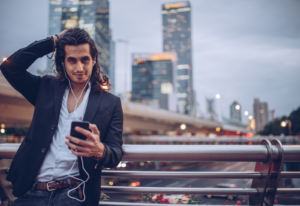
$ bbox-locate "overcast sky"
[0,0,299,122]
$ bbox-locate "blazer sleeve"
[97,97,124,169]
[0,38,54,106]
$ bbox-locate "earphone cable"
[62,63,92,201]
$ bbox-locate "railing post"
[263,139,284,206]
[249,139,273,206]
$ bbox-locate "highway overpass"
[0,73,248,136]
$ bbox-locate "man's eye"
[69,59,75,62]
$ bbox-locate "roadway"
[106,161,255,204]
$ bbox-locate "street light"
[235,105,240,110]
[180,124,186,130]
[248,115,253,120]
[281,120,292,135]
[244,111,249,116]
[215,94,220,99]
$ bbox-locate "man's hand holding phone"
[65,123,105,158]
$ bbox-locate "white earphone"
[61,61,91,202]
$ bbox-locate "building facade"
[253,98,269,133]
[206,98,217,121]
[109,39,115,94]
[162,1,193,115]
[131,52,177,109]
[48,0,112,78]
[230,101,242,122]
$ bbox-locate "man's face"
[63,43,95,85]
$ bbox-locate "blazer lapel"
[54,81,67,121]
[83,90,103,123]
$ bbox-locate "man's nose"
[76,61,84,72]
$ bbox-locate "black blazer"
[0,38,123,206]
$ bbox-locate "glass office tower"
[48,0,111,77]
[131,52,177,108]
[162,1,194,115]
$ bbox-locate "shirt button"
[51,125,55,130]
[42,148,46,153]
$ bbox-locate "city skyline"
[0,0,299,122]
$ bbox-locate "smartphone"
[68,121,91,149]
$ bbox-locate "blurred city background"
[0,0,300,204]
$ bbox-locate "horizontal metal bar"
[280,172,300,178]
[99,203,198,206]
[123,145,270,162]
[99,203,245,206]
[101,186,257,195]
[282,146,300,162]
[0,144,299,162]
[275,188,300,195]
[99,203,299,206]
[102,170,262,179]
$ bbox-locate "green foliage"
[259,106,300,135]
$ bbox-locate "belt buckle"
[47,181,56,191]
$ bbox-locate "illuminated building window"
[70,7,77,12]
[181,34,185,38]
[54,7,62,12]
[177,64,189,69]
[177,93,187,98]
[178,101,187,105]
[177,75,189,80]
[162,70,167,74]
[168,19,177,23]
[177,7,191,12]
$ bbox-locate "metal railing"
[0,139,299,206]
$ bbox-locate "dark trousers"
[14,180,83,206]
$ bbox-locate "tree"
[259,106,300,136]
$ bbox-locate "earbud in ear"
[94,61,96,65]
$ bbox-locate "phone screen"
[69,121,91,149]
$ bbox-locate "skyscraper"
[131,52,177,108]
[253,98,269,133]
[48,0,112,77]
[230,101,242,122]
[109,39,115,94]
[162,1,193,115]
[206,98,217,121]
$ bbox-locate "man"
[0,28,123,206]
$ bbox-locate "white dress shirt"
[35,82,91,182]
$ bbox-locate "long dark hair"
[54,28,110,92]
